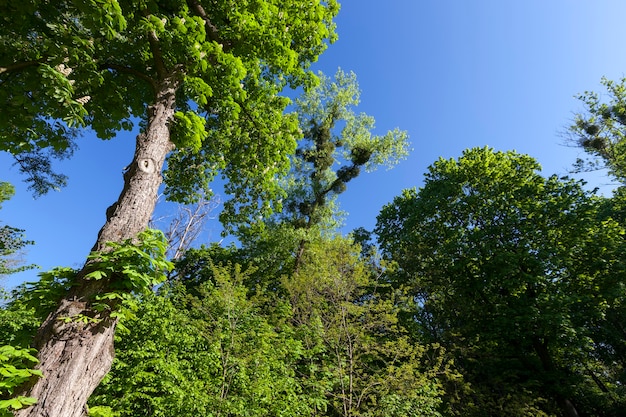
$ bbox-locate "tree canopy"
[1,1,341,415]
[376,147,626,417]
[4,2,626,416]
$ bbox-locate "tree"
[284,236,444,417]
[237,69,409,278]
[89,269,315,417]
[1,1,339,415]
[376,147,626,417]
[280,69,409,231]
[171,235,446,417]
[569,77,626,184]
[0,182,35,277]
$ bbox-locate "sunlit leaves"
[170,111,207,152]
[0,345,42,415]
[89,268,317,417]
[1,0,339,207]
[85,229,173,295]
[285,236,444,417]
[276,69,409,231]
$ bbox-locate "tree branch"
[146,29,168,80]
[0,59,45,75]
[186,0,232,50]
[101,62,158,94]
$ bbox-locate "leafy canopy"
[1,0,339,226]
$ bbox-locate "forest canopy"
[1,1,626,417]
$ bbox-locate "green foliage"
[0,180,42,415]
[85,229,173,293]
[13,267,77,323]
[87,405,119,417]
[0,268,48,417]
[0,182,35,276]
[0,292,41,353]
[144,0,338,225]
[1,0,340,232]
[2,1,342,413]
[284,236,444,417]
[3,229,172,331]
[170,110,208,152]
[570,77,626,183]
[0,184,13,210]
[376,147,626,416]
[92,232,446,417]
[82,229,173,323]
[90,267,317,417]
[89,288,213,417]
[0,345,42,415]
[277,69,410,231]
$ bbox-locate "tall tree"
[1,1,339,415]
[376,147,626,417]
[281,69,409,231]
[237,69,409,279]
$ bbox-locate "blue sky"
[2,0,626,288]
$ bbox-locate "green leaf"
[85,270,107,280]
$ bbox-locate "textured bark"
[16,76,179,417]
[16,304,117,417]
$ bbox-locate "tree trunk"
[16,76,179,417]
[532,337,580,417]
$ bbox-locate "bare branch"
[152,196,221,260]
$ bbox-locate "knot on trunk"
[138,158,156,173]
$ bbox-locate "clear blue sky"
[2,0,626,289]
